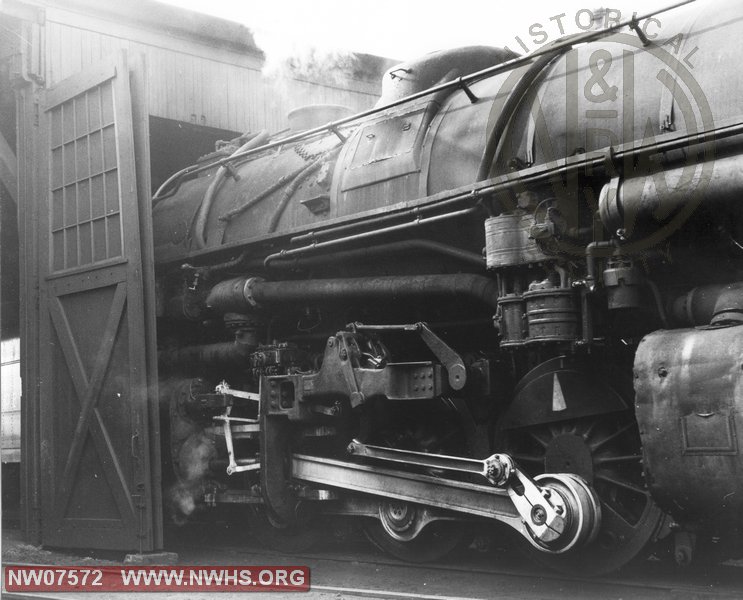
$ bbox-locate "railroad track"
[4,525,740,600]
[173,532,743,600]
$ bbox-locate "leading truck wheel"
[500,412,664,575]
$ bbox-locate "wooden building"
[1,0,394,198]
[0,0,394,544]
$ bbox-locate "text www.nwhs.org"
[4,566,310,592]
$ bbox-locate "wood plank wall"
[42,8,384,135]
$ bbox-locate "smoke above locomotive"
[151,0,743,574]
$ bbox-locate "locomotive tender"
[151,0,743,573]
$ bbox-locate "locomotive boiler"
[150,0,743,574]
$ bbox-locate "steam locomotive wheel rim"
[502,412,664,575]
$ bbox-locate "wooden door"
[36,53,161,550]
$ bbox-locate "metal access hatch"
[30,53,162,551]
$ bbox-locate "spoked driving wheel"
[501,411,664,575]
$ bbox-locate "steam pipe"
[206,274,500,314]
[265,205,481,267]
[267,239,485,271]
[268,149,339,233]
[290,194,476,246]
[598,155,743,237]
[219,163,309,222]
[193,130,270,249]
[181,252,248,280]
[583,240,620,291]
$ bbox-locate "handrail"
[161,116,743,268]
[152,0,696,200]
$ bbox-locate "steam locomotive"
[150,0,743,574]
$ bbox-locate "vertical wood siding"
[44,20,382,134]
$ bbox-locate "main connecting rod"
[338,441,601,552]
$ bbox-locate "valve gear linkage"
[346,440,568,544]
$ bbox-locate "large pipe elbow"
[669,281,743,326]
[598,155,743,240]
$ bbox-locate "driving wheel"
[501,411,664,575]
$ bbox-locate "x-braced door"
[37,53,161,550]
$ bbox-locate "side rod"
[292,450,566,545]
[346,440,509,485]
[291,453,523,527]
